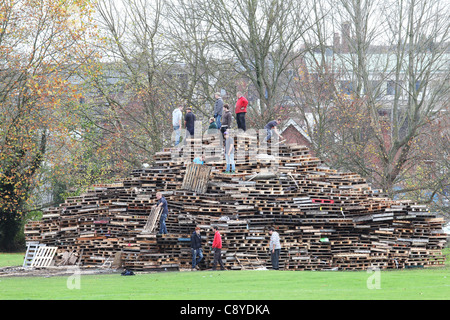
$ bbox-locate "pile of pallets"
[24,139,447,271]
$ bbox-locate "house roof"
[280,118,312,143]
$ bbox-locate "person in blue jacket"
[155,192,169,234]
[193,155,205,164]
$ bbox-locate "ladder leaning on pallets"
[23,241,45,268]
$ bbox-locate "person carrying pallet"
[155,192,169,234]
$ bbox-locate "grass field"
[1,251,449,300]
[0,253,24,268]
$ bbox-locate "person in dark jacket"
[184,107,196,138]
[155,192,168,234]
[220,104,232,145]
[191,227,203,270]
[208,117,217,130]
[264,118,282,142]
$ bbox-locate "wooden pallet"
[30,246,58,268]
[142,206,163,233]
[23,242,45,268]
[181,163,211,193]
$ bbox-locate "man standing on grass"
[155,192,169,234]
[212,226,225,270]
[269,227,281,270]
[235,91,248,132]
[191,227,203,270]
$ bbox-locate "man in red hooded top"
[235,91,248,132]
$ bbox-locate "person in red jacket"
[211,226,225,270]
[235,91,248,132]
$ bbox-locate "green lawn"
[0,252,25,268]
[0,251,449,300]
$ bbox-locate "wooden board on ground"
[30,246,58,268]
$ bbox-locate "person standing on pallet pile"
[211,226,225,270]
[191,226,203,270]
[208,117,217,130]
[224,131,235,174]
[193,155,205,164]
[172,103,184,146]
[264,118,282,142]
[155,192,169,234]
[184,107,196,140]
[235,91,248,132]
[220,104,232,144]
[213,92,223,129]
[269,227,281,270]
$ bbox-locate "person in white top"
[269,227,281,270]
[172,104,183,146]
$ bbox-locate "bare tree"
[294,0,450,213]
[82,0,173,167]
[346,0,449,197]
[286,0,338,160]
[163,0,239,120]
[197,0,316,128]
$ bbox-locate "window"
[387,81,395,95]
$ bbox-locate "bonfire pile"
[25,136,447,271]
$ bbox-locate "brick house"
[280,118,312,150]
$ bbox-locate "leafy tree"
[0,0,97,251]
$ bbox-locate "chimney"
[333,33,341,52]
[341,22,351,53]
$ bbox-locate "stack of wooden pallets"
[24,139,447,271]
